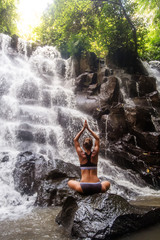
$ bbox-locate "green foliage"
[33,0,147,58]
[0,0,19,35]
[135,0,160,60]
[34,0,94,57]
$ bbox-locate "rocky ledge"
[56,194,160,239]
[12,151,160,239]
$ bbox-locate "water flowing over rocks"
[0,33,160,237]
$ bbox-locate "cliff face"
[74,53,160,188]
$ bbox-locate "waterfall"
[0,33,160,220]
[142,60,160,92]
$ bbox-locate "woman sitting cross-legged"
[68,120,110,195]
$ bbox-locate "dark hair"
[83,137,93,150]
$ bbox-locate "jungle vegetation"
[0,0,160,60]
[0,0,18,35]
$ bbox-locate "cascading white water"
[0,33,98,220]
[142,60,160,92]
[0,33,160,220]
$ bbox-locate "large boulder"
[13,151,81,198]
[75,72,98,93]
[107,106,128,141]
[136,75,157,97]
[97,66,112,84]
[100,76,123,107]
[56,193,160,239]
[13,152,47,195]
[35,158,81,206]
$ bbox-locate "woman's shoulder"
[77,147,86,158]
[91,148,99,157]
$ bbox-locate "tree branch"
[91,0,138,54]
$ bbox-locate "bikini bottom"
[80,182,102,195]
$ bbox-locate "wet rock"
[34,129,47,144]
[75,72,93,92]
[107,106,128,141]
[100,76,123,107]
[1,155,9,162]
[35,158,81,206]
[73,52,99,76]
[125,106,155,132]
[16,130,34,142]
[107,142,160,188]
[120,76,138,98]
[18,123,33,130]
[56,193,160,239]
[147,91,160,108]
[132,130,160,152]
[98,66,112,84]
[87,83,99,96]
[73,57,160,189]
[11,34,19,51]
[137,75,156,96]
[12,150,160,239]
[13,152,47,195]
[13,151,81,202]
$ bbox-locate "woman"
[68,120,110,195]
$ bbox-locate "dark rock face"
[0,152,10,163]
[74,52,99,76]
[13,152,47,195]
[107,48,148,75]
[137,75,156,96]
[13,151,81,202]
[56,193,160,239]
[35,158,81,206]
[75,72,98,93]
[11,34,19,51]
[11,35,33,57]
[107,142,160,188]
[73,53,160,188]
[100,76,123,107]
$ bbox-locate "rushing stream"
[0,33,160,239]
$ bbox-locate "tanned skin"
[68,120,110,194]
